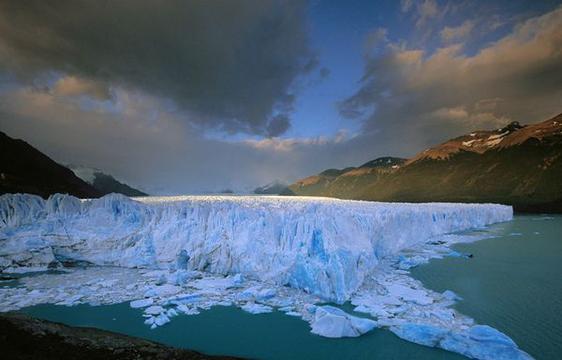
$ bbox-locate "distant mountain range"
[286,114,562,213]
[70,166,147,197]
[0,131,146,198]
[4,113,561,211]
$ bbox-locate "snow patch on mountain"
[69,165,99,184]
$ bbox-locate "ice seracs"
[0,193,530,359]
[0,193,512,303]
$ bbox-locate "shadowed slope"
[0,131,101,199]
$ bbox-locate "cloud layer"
[1,1,561,194]
[0,0,314,136]
[0,86,360,194]
[340,5,562,154]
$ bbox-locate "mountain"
[70,166,147,197]
[359,156,406,168]
[287,157,406,198]
[0,131,101,198]
[254,181,290,195]
[287,114,562,213]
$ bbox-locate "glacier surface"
[0,193,511,301]
[0,193,533,359]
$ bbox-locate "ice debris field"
[0,193,532,359]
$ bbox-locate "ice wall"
[0,193,512,302]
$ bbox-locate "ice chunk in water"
[144,305,165,315]
[130,298,153,308]
[391,323,449,347]
[441,325,532,360]
[310,306,377,338]
[241,302,273,314]
[391,323,533,360]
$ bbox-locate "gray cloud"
[340,6,562,155]
[53,76,113,101]
[0,0,314,136]
[0,87,360,194]
[266,114,291,137]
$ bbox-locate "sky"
[1,0,561,194]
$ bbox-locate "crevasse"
[0,193,512,302]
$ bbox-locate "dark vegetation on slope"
[288,114,562,213]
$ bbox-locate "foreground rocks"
[0,312,240,360]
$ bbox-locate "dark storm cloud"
[0,0,313,135]
[266,114,291,137]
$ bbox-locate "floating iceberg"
[0,193,532,359]
[391,324,532,360]
[310,305,377,338]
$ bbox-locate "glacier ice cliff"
[0,193,534,359]
[0,193,511,302]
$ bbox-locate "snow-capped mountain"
[70,165,147,197]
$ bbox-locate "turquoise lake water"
[19,215,562,359]
[411,215,562,360]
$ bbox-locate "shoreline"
[0,312,241,360]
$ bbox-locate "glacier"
[0,193,533,359]
[0,193,512,301]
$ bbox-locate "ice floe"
[310,305,377,338]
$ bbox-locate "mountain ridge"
[0,131,101,199]
[287,113,562,213]
[70,166,148,197]
[0,131,147,199]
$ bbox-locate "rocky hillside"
[0,313,239,360]
[287,114,562,213]
[0,132,101,199]
[287,157,405,198]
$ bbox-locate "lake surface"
[412,214,562,360]
[20,215,561,359]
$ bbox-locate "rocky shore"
[0,312,240,360]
